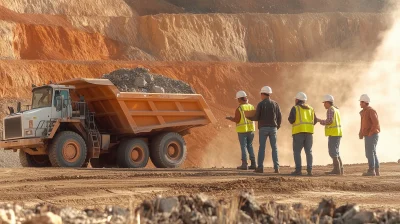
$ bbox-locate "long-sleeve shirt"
[249,98,282,129]
[359,106,380,136]
[288,102,318,125]
[319,107,334,126]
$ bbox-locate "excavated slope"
[0,0,391,16]
[0,13,390,62]
[0,0,396,168]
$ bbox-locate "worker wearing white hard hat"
[226,91,256,170]
[316,94,344,175]
[248,86,282,174]
[288,92,317,176]
[359,94,381,176]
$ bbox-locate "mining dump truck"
[0,78,216,168]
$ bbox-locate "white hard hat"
[359,94,370,103]
[323,94,334,102]
[295,92,307,101]
[260,86,272,94]
[236,90,247,99]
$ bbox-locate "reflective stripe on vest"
[236,104,255,133]
[325,106,342,137]
[292,105,315,135]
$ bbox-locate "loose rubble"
[1,192,397,224]
[102,67,196,94]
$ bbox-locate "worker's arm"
[226,108,241,124]
[276,103,282,129]
[313,113,318,125]
[359,112,363,139]
[288,106,296,124]
[248,103,261,121]
[319,108,334,126]
[368,109,380,136]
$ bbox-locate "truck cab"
[3,85,76,141]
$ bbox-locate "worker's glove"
[359,134,364,140]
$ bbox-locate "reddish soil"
[0,163,398,209]
[0,0,398,212]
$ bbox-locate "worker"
[317,95,343,175]
[248,86,282,174]
[288,92,317,176]
[359,94,380,176]
[226,91,256,170]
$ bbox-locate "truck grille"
[4,116,22,139]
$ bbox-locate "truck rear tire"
[117,139,149,168]
[19,150,51,167]
[150,132,187,168]
[48,131,87,167]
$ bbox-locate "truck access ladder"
[85,112,101,157]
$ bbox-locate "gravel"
[0,192,399,223]
[102,67,196,94]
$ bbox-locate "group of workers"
[226,86,381,176]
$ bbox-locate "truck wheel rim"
[131,147,144,163]
[62,140,81,163]
[167,141,181,161]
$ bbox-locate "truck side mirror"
[17,102,21,113]
[8,106,14,115]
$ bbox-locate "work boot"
[274,169,280,174]
[338,156,344,175]
[248,159,257,170]
[254,167,263,173]
[307,170,313,176]
[291,170,302,176]
[375,167,380,176]
[325,158,340,175]
[362,168,376,176]
[237,160,248,170]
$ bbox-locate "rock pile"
[136,192,400,224]
[102,68,196,94]
[0,193,399,223]
[0,203,131,224]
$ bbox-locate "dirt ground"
[0,163,398,210]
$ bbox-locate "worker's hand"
[359,134,363,139]
[225,116,233,121]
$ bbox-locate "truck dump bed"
[59,78,216,135]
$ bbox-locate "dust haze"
[202,1,400,168]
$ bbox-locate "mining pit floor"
[0,163,398,210]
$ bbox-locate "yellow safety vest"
[292,105,315,135]
[325,106,342,137]
[236,104,255,133]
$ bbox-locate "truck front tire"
[150,132,187,168]
[19,150,51,167]
[117,139,149,168]
[49,131,87,167]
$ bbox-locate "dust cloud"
[202,2,400,168]
[338,2,400,164]
[284,1,400,166]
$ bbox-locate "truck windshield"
[32,87,53,109]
